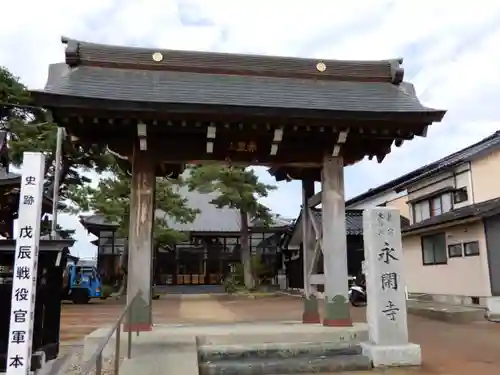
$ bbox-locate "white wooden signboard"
[7,152,45,375]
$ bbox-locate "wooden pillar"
[321,156,352,327]
[301,179,320,323]
[124,146,155,332]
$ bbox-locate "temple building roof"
[42,64,435,115]
[80,185,292,236]
[35,38,443,120]
[31,38,446,173]
[0,169,23,186]
[286,208,410,249]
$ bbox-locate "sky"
[2,0,500,258]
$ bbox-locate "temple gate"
[31,37,445,334]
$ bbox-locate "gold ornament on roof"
[152,52,164,62]
[316,62,327,72]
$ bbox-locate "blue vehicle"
[62,258,103,304]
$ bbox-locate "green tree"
[65,167,200,248]
[1,65,113,211]
[66,165,200,296]
[187,164,276,289]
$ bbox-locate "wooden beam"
[137,122,147,151]
[301,179,320,323]
[308,192,322,208]
[270,127,284,156]
[206,123,216,154]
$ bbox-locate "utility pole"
[50,126,64,239]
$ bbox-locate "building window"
[414,200,431,222]
[422,233,447,265]
[413,193,453,224]
[464,241,480,256]
[447,243,463,258]
[430,196,442,216]
[453,188,468,204]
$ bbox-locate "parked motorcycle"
[348,281,367,307]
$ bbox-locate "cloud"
[2,0,500,256]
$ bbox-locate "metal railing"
[79,291,142,375]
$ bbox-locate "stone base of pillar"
[322,296,352,327]
[122,323,153,332]
[360,342,421,368]
[302,296,321,323]
[302,312,321,324]
[322,318,352,327]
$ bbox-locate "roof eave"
[30,91,447,124]
[402,216,479,236]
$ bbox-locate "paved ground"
[60,295,500,375]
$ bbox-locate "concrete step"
[119,337,199,375]
[198,341,372,375]
[407,300,485,323]
[195,322,368,346]
[199,354,372,375]
[199,341,362,362]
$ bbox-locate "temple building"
[80,186,293,286]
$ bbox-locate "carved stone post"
[361,207,421,367]
[124,145,155,332]
[301,179,320,323]
[321,156,352,326]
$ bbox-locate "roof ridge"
[60,36,404,65]
[60,36,405,84]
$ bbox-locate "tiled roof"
[32,38,444,119]
[343,131,500,206]
[79,214,119,228]
[309,209,365,236]
[0,169,21,185]
[395,131,500,191]
[64,38,406,84]
[158,186,292,233]
[38,63,440,115]
[403,197,500,234]
[81,185,291,234]
[287,208,410,248]
[310,209,410,235]
[158,187,241,232]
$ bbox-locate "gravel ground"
[51,344,124,375]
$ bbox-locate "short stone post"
[361,207,421,367]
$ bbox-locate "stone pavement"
[60,295,500,374]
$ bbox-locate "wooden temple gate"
[31,37,445,330]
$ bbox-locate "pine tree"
[187,164,276,289]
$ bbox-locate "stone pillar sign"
[7,152,45,375]
[361,207,421,367]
